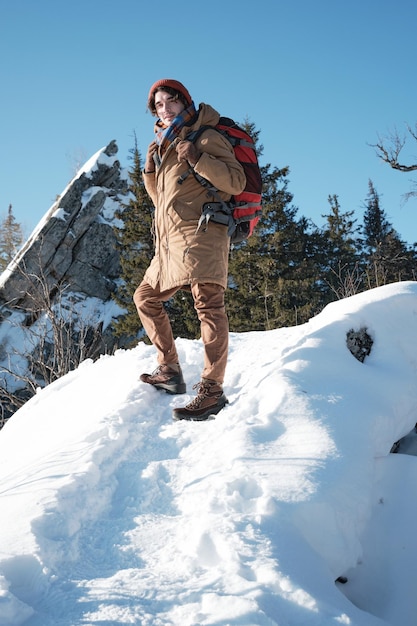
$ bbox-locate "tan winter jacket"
[142,103,246,291]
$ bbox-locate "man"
[134,79,246,421]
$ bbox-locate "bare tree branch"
[0,246,110,427]
[325,262,364,300]
[371,125,417,172]
[406,122,417,142]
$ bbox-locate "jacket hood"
[188,103,220,133]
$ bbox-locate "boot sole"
[172,399,228,422]
[154,382,187,395]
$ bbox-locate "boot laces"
[186,381,212,409]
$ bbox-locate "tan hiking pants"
[133,281,229,384]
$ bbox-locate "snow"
[0,281,416,625]
[0,296,124,393]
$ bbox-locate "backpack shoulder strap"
[187,118,238,143]
[186,124,215,144]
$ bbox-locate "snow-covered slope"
[0,281,416,625]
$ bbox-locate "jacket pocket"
[172,199,201,222]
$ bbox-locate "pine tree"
[226,118,335,330]
[111,137,201,346]
[361,180,413,287]
[227,159,326,331]
[111,138,155,345]
[362,180,392,253]
[0,204,24,272]
[321,194,363,298]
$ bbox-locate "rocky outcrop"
[346,327,373,363]
[0,140,132,422]
[0,140,129,309]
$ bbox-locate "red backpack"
[185,117,262,243]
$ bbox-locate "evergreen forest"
[111,124,417,346]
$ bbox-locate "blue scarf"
[154,102,197,153]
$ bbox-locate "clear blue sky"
[1,0,417,244]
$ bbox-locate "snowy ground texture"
[0,281,416,626]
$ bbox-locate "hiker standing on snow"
[134,78,246,421]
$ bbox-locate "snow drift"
[0,281,416,625]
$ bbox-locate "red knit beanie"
[147,79,193,110]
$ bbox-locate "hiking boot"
[140,364,186,395]
[172,379,228,421]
